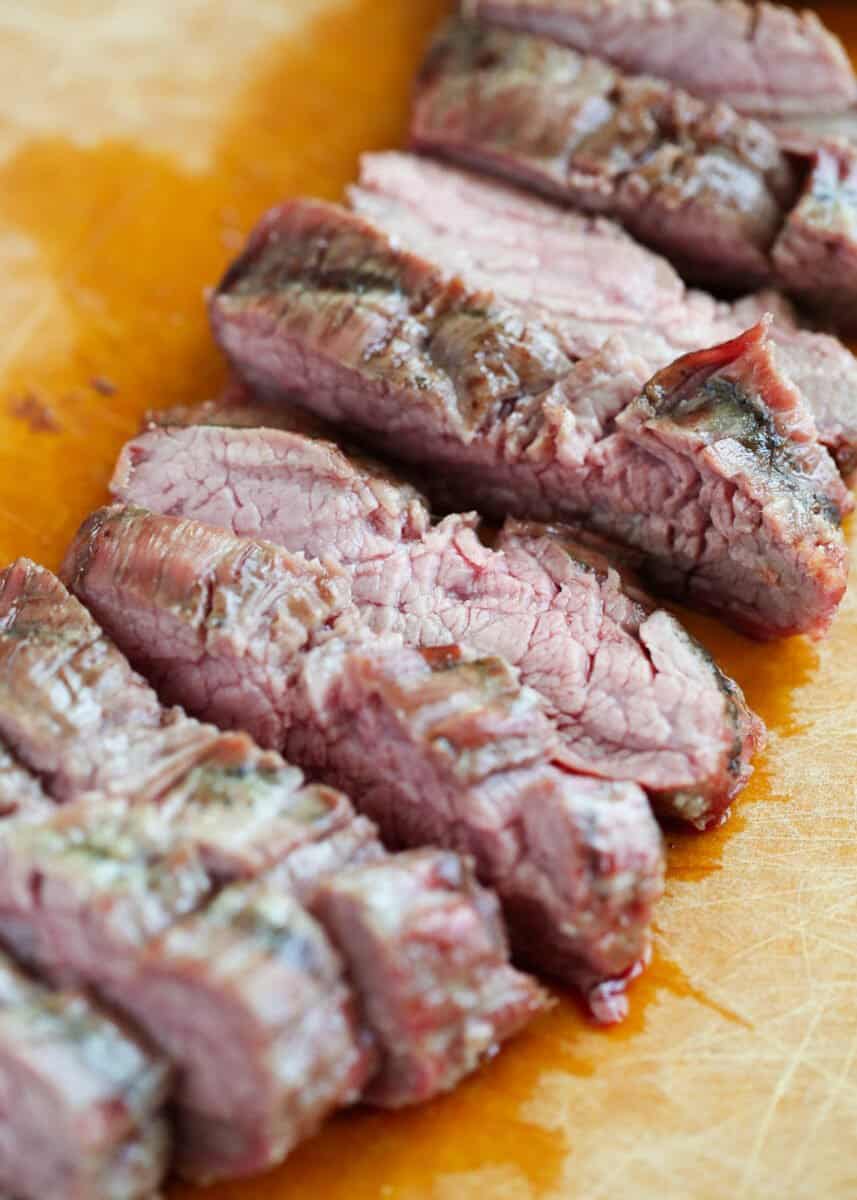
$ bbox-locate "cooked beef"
[772,141,857,343]
[0,796,371,1184]
[465,0,857,118]
[771,111,857,152]
[113,882,371,1183]
[209,198,849,639]
[61,505,357,751]
[1,561,542,1165]
[352,152,857,476]
[0,562,542,1175]
[311,849,541,1104]
[64,505,663,1018]
[0,557,223,803]
[0,952,170,1200]
[434,15,857,330]
[604,321,851,636]
[113,423,431,609]
[0,559,367,875]
[111,422,763,826]
[290,641,663,1023]
[411,19,797,290]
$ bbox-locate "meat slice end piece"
[311,850,546,1107]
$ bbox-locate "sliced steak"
[0,557,222,803]
[352,152,857,475]
[65,505,663,1017]
[0,566,369,1176]
[113,422,431,598]
[209,197,849,639]
[772,141,857,344]
[111,422,763,825]
[112,882,370,1184]
[311,849,543,1104]
[465,0,857,118]
[0,796,371,1184]
[1,561,541,1157]
[0,952,170,1200]
[412,19,797,290]
[601,321,850,637]
[288,637,663,1020]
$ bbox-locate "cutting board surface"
[0,3,855,1197]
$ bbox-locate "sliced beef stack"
[209,197,850,639]
[64,506,665,1018]
[352,152,857,476]
[113,406,763,829]
[463,0,857,119]
[0,744,171,1200]
[412,17,857,327]
[412,18,798,291]
[0,950,171,1200]
[0,560,542,1184]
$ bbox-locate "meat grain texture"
[66,504,664,1018]
[352,152,857,476]
[209,197,850,640]
[114,411,764,828]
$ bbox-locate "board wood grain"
[0,3,854,1197]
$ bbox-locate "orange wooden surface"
[0,3,855,1197]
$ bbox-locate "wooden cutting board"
[0,3,854,1197]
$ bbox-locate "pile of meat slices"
[4,1,857,1195]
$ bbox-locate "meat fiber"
[0,561,540,1177]
[64,506,664,1019]
[772,141,857,346]
[112,418,763,827]
[412,19,797,290]
[352,152,857,476]
[209,197,850,639]
[0,952,171,1200]
[465,0,857,118]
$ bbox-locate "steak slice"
[311,849,542,1105]
[352,152,857,476]
[465,0,857,118]
[209,197,849,639]
[65,505,664,1018]
[111,419,763,826]
[0,558,222,803]
[772,141,857,344]
[411,19,797,290]
[0,952,170,1200]
[112,882,370,1184]
[0,797,371,1184]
